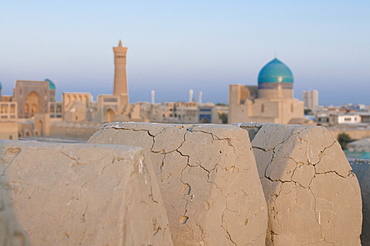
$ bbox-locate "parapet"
[0,140,172,245]
[0,122,363,246]
[239,123,362,245]
[88,122,268,245]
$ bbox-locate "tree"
[337,132,354,150]
[304,109,312,115]
[218,113,228,124]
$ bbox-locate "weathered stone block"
[0,140,172,245]
[88,122,268,245]
[239,123,362,246]
[351,161,370,245]
[0,184,30,246]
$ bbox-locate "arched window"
[104,108,115,122]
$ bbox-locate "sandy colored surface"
[89,122,268,245]
[0,180,30,246]
[0,140,172,246]
[240,123,362,246]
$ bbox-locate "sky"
[1,0,369,106]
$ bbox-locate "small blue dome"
[258,58,293,84]
[44,79,56,90]
[0,82,2,90]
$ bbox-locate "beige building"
[0,79,56,140]
[113,40,129,108]
[0,41,222,140]
[228,58,305,124]
[13,79,56,119]
[302,89,319,110]
[0,84,18,139]
[149,102,221,124]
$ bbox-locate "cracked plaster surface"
[88,122,268,246]
[0,140,172,246]
[238,123,362,246]
[0,167,29,245]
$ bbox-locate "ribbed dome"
[258,58,293,84]
[44,79,56,90]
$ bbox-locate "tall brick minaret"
[113,40,129,107]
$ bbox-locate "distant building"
[0,81,17,139]
[329,114,361,125]
[113,40,129,108]
[228,58,306,124]
[302,90,318,110]
[148,100,221,124]
[14,79,56,118]
[359,113,370,123]
[0,41,222,140]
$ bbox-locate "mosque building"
[228,58,309,124]
[0,41,221,140]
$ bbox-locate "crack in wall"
[308,141,336,166]
[252,127,307,153]
[147,177,159,204]
[191,128,237,154]
[259,135,340,186]
[206,164,223,194]
[306,186,337,245]
[313,170,347,178]
[246,232,266,246]
[264,148,277,181]
[221,212,237,246]
[151,131,186,154]
[95,124,267,245]
[59,150,90,165]
[252,127,353,245]
[175,148,192,226]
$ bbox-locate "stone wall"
[0,123,364,245]
[88,123,268,245]
[49,121,100,140]
[0,121,18,140]
[240,123,362,245]
[0,140,172,245]
[328,127,370,140]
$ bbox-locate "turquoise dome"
[258,58,293,84]
[0,82,2,90]
[44,79,56,90]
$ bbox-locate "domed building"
[228,58,305,124]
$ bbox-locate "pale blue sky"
[1,0,369,106]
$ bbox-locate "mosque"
[0,43,309,140]
[0,41,221,140]
[228,58,309,124]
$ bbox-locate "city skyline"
[1,1,369,106]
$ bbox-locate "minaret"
[198,91,203,104]
[189,90,194,102]
[113,40,129,107]
[151,90,155,104]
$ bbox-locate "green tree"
[337,132,354,150]
[218,113,228,124]
[304,109,312,115]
